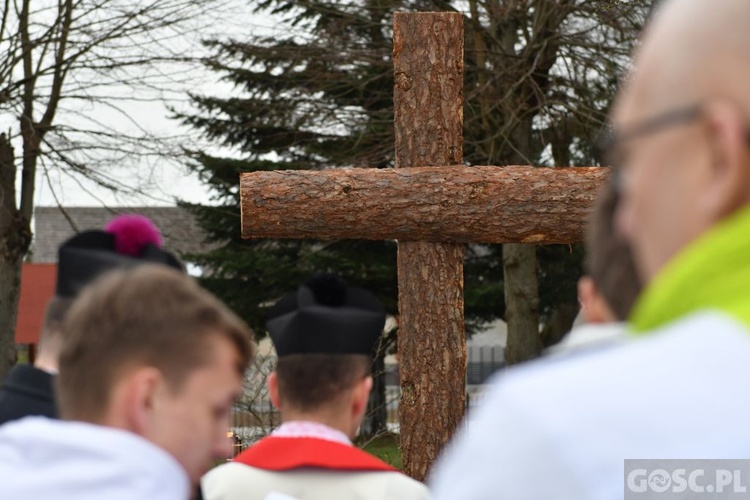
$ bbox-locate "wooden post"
[393,12,465,481]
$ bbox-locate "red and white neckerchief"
[233,421,396,472]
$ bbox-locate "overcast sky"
[14,2,284,209]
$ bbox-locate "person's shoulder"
[497,311,749,391]
[204,461,253,480]
[472,310,750,436]
[379,471,428,500]
[545,321,628,356]
[1,418,189,500]
[202,462,263,499]
[0,367,57,424]
[0,415,60,438]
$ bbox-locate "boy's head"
[58,265,254,486]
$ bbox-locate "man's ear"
[578,276,615,324]
[119,367,162,435]
[701,101,750,218]
[352,375,373,420]
[267,371,281,410]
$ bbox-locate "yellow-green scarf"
[630,205,750,333]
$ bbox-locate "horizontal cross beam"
[240,165,609,244]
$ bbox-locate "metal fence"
[467,345,505,384]
[383,384,493,426]
[230,345,505,452]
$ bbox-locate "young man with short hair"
[202,274,427,500]
[0,265,254,499]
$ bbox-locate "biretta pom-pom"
[104,214,163,257]
[306,273,347,306]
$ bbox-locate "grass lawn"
[358,432,403,470]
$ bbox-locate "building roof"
[31,206,213,263]
[18,206,219,344]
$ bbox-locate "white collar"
[271,420,351,445]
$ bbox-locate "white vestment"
[0,416,190,499]
[202,421,428,500]
[430,312,750,500]
[545,321,628,357]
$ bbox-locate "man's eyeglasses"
[596,104,702,190]
[597,104,702,165]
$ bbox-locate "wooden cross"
[240,12,607,481]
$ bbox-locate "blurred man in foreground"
[0,266,254,499]
[430,1,750,498]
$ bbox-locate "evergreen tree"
[179,2,404,436]
[179,2,401,332]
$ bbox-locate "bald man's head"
[610,0,750,281]
[618,0,750,119]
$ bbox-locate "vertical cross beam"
[393,12,466,481]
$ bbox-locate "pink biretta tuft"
[104,214,163,256]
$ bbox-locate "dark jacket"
[0,364,57,425]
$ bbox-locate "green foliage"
[358,432,403,470]
[538,243,585,345]
[464,244,505,332]
[538,244,584,318]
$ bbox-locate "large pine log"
[240,165,609,244]
[393,12,465,482]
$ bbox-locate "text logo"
[625,460,750,499]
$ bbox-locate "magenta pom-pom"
[104,214,163,256]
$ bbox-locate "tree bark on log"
[393,12,465,482]
[240,166,608,244]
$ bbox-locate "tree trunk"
[0,256,23,380]
[0,134,30,381]
[502,112,542,363]
[239,166,608,244]
[393,12,466,482]
[503,243,542,365]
